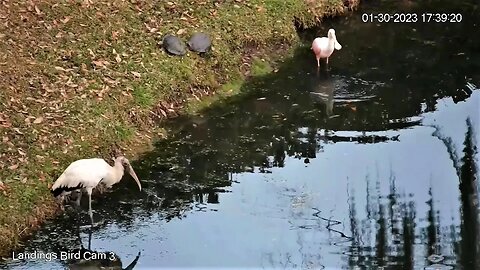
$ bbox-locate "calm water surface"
[2,0,480,269]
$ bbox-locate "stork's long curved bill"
[127,164,142,191]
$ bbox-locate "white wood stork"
[51,156,142,223]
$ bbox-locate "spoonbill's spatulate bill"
[311,28,342,68]
[51,156,142,224]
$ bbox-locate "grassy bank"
[0,0,357,257]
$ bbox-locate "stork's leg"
[58,195,66,211]
[86,187,93,224]
[87,227,92,250]
[75,190,82,207]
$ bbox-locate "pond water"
[2,0,480,269]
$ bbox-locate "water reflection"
[1,211,142,270]
[457,118,479,269]
[67,228,141,270]
[2,0,479,268]
[309,71,335,117]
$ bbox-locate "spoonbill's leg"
[317,58,320,67]
[326,57,329,65]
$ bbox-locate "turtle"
[187,32,212,53]
[162,34,186,56]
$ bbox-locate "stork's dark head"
[114,156,142,191]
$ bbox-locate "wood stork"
[311,28,342,69]
[51,156,142,223]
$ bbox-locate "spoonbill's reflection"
[309,71,335,117]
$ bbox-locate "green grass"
[115,124,134,141]
[251,58,273,77]
[132,85,155,108]
[0,0,352,257]
[183,78,245,115]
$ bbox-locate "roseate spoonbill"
[51,156,142,223]
[311,28,342,68]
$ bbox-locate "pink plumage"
[311,29,342,68]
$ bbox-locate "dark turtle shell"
[187,32,212,53]
[162,34,186,56]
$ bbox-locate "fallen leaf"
[34,5,41,15]
[115,54,121,63]
[92,60,106,67]
[13,128,24,135]
[159,109,167,117]
[8,164,19,170]
[131,71,141,78]
[61,16,71,24]
[209,9,218,16]
[33,116,44,124]
[177,28,186,35]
